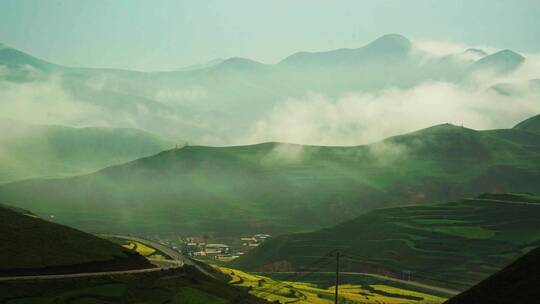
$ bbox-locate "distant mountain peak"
[280,34,411,66]
[472,49,525,74]
[215,57,265,71]
[364,34,412,52]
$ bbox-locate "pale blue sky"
[1,0,539,71]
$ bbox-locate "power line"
[253,250,338,299]
[334,251,340,304]
[228,249,338,304]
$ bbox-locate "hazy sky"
[1,0,539,71]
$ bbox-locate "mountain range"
[0,34,529,145]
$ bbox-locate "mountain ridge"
[1,115,540,237]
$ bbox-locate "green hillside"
[1,120,540,237]
[233,193,540,291]
[0,120,172,182]
[0,204,152,276]
[444,246,540,304]
[513,114,540,133]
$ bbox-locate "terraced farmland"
[234,193,540,290]
[213,265,446,304]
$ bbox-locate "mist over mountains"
[1,34,539,146]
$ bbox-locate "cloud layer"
[247,45,540,146]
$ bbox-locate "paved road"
[0,234,200,281]
[254,271,460,296]
[0,260,179,282]
[465,198,540,206]
[100,234,215,278]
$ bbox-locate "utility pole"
[334,251,340,304]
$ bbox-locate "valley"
[1,4,540,302]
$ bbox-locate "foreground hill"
[233,193,540,291]
[1,117,540,237]
[444,246,540,304]
[0,120,172,182]
[0,204,152,276]
[0,266,266,304]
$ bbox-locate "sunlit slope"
[1,122,540,235]
[234,193,540,291]
[0,121,172,182]
[212,265,446,304]
[0,205,152,276]
[444,246,540,304]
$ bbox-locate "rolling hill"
[444,245,540,304]
[0,120,172,182]
[0,204,152,276]
[1,117,540,237]
[233,193,540,291]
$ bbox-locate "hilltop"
[233,193,540,291]
[444,245,540,304]
[0,204,152,276]
[513,114,540,133]
[1,117,540,237]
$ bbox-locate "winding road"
[101,234,215,278]
[0,234,215,281]
[254,271,460,296]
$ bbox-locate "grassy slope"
[513,113,540,133]
[0,121,172,183]
[0,266,266,304]
[1,122,540,236]
[233,193,540,291]
[444,246,540,304]
[0,205,151,274]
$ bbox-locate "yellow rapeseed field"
[122,241,156,257]
[212,265,446,304]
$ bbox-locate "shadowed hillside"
[0,265,266,304]
[444,246,540,304]
[0,205,152,276]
